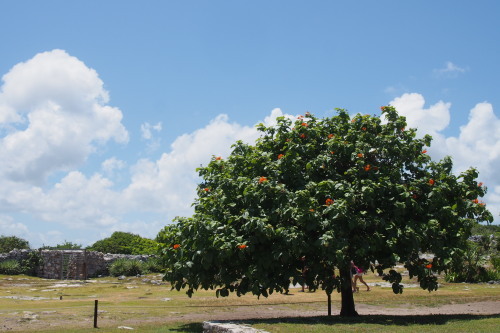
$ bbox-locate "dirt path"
[156,301,500,323]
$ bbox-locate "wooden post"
[327,293,332,317]
[94,299,98,328]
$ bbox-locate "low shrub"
[0,260,23,275]
[491,255,500,271]
[142,257,164,273]
[485,268,500,281]
[20,251,42,276]
[109,258,145,276]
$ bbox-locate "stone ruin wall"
[0,249,154,279]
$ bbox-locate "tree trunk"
[327,293,331,316]
[339,266,358,317]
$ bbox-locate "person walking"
[351,261,370,292]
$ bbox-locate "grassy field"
[0,272,499,332]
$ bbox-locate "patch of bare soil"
[173,301,500,322]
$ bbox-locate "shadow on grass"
[222,313,500,327]
[164,322,203,332]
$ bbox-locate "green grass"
[248,315,500,332]
[0,273,499,332]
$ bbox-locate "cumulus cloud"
[390,93,500,221]
[123,113,261,215]
[0,62,296,247]
[102,157,126,175]
[0,49,128,185]
[0,215,29,236]
[122,109,297,216]
[389,93,451,137]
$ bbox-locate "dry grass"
[0,272,499,332]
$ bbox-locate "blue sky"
[0,1,499,248]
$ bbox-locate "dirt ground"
[169,300,500,322]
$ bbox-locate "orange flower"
[425,263,432,269]
[401,127,405,131]
[203,188,210,192]
[472,198,479,204]
[237,244,247,249]
[413,194,418,199]
[297,115,304,120]
[364,164,371,171]
[479,202,485,207]
[328,134,334,139]
[173,244,181,250]
[428,179,435,186]
[215,156,222,160]
[351,119,355,123]
[277,154,284,159]
[325,198,334,206]
[259,177,267,184]
[300,133,306,139]
[301,122,308,127]
[362,127,367,131]
[309,209,315,212]
[357,153,364,158]
[422,150,427,154]
[330,151,335,155]
[478,182,483,187]
[380,106,386,111]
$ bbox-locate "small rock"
[118,326,134,330]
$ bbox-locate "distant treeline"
[0,231,160,255]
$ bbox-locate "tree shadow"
[167,322,203,332]
[218,313,500,327]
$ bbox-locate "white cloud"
[141,122,162,140]
[102,157,126,175]
[0,50,298,247]
[0,215,29,236]
[391,93,500,221]
[0,49,128,185]
[123,114,260,215]
[389,93,451,136]
[433,61,467,77]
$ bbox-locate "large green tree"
[157,106,492,316]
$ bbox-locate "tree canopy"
[157,106,492,316]
[89,231,159,255]
[0,235,30,253]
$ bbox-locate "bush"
[143,257,164,273]
[109,258,145,276]
[0,252,42,276]
[491,255,500,271]
[41,241,82,250]
[485,268,500,281]
[0,260,23,275]
[445,233,499,283]
[20,251,42,276]
[89,232,159,255]
[0,235,30,253]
